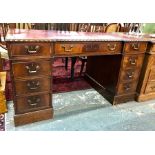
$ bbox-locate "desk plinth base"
[136,93,155,102]
[14,108,53,126]
[85,74,135,105]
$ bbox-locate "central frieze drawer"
[10,43,52,57]
[54,42,122,55]
[14,77,51,95]
[12,60,51,78]
[15,93,51,114]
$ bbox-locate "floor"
[5,88,155,131]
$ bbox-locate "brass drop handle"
[131,43,139,50]
[61,45,74,52]
[25,45,40,54]
[129,58,136,65]
[124,85,131,91]
[27,81,40,90]
[127,71,134,78]
[107,44,116,51]
[27,97,41,106]
[25,63,40,74]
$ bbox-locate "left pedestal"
[8,42,53,126]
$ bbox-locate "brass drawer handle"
[107,44,116,51]
[25,63,40,74]
[127,71,134,78]
[27,81,40,90]
[124,85,131,91]
[131,43,139,50]
[129,58,136,65]
[25,45,40,54]
[27,96,41,106]
[61,45,74,52]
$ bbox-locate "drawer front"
[117,82,137,95]
[14,77,51,95]
[122,55,144,69]
[99,42,122,54]
[82,42,122,54]
[148,68,155,81]
[119,68,140,82]
[15,93,51,114]
[124,42,147,53]
[55,42,122,55]
[12,60,51,78]
[55,43,83,55]
[145,82,155,94]
[10,43,52,57]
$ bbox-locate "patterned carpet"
[53,57,91,93]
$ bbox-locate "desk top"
[5,29,155,42]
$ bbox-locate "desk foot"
[14,108,53,126]
[136,93,155,102]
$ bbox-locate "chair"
[105,23,121,32]
[65,24,90,80]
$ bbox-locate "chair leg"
[80,60,86,76]
[71,57,77,80]
[65,57,68,70]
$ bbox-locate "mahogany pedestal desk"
[5,29,151,126]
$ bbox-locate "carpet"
[53,57,91,93]
[0,114,5,131]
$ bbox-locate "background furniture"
[0,71,7,114]
[137,40,155,101]
[6,29,148,126]
[105,23,121,32]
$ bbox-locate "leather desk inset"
[5,29,154,126]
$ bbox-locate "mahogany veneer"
[5,29,154,126]
[137,41,155,101]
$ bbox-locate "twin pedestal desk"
[5,29,155,126]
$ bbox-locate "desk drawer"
[83,42,122,54]
[99,42,122,54]
[119,68,140,82]
[10,43,52,57]
[15,93,51,114]
[55,42,122,55]
[122,55,144,69]
[14,77,51,95]
[124,42,147,53]
[117,82,137,95]
[148,68,155,81]
[144,82,155,94]
[55,43,83,55]
[12,60,51,78]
